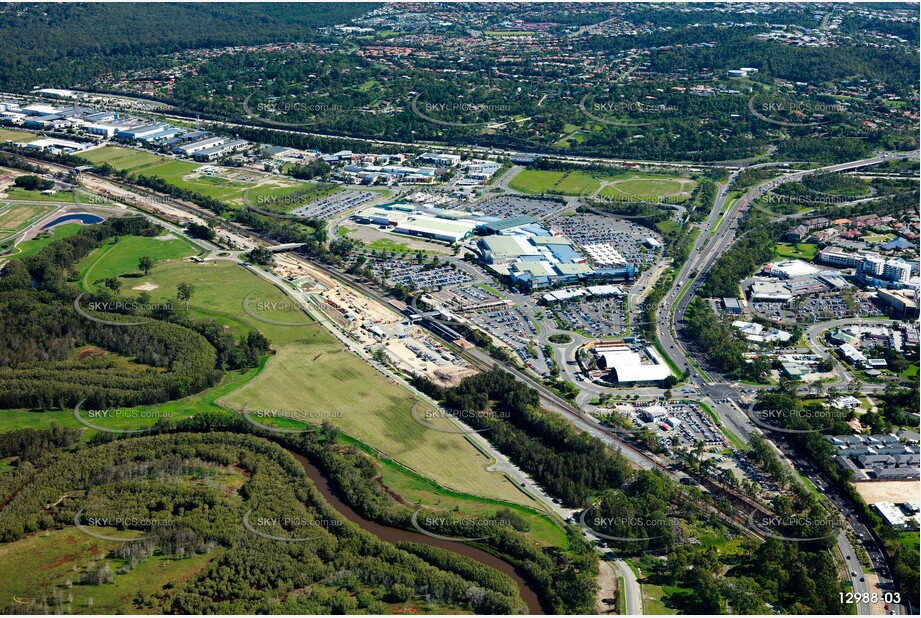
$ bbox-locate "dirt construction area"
[853,480,921,504]
[285,253,475,386]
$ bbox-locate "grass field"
[0,202,54,232]
[773,242,819,260]
[509,168,695,201]
[0,127,39,143]
[0,525,218,613]
[81,145,170,170]
[77,233,199,291]
[5,223,84,259]
[508,169,600,195]
[348,436,565,547]
[599,176,694,201]
[861,233,896,244]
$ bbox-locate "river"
[290,451,547,615]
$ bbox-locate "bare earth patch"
[132,282,160,291]
[853,480,921,504]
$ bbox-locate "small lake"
[41,213,104,229]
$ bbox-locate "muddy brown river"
[291,451,547,614]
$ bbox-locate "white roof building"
[597,345,672,384]
[766,259,821,279]
[750,279,793,302]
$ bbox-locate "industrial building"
[190,139,250,161]
[174,136,227,155]
[418,152,462,167]
[872,502,920,529]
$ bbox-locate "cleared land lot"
[0,127,39,143]
[0,202,54,233]
[78,233,199,290]
[853,480,921,504]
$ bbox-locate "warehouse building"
[116,123,171,140]
[190,139,250,161]
[418,152,461,167]
[174,136,226,155]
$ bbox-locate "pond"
[41,213,104,229]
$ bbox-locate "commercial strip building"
[540,284,625,304]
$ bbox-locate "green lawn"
[510,168,695,201]
[600,176,694,201]
[508,169,568,193]
[6,223,85,259]
[0,127,39,143]
[896,531,919,555]
[655,220,679,235]
[773,242,819,260]
[81,145,168,170]
[861,233,896,244]
[77,233,199,291]
[365,238,440,255]
[508,169,600,195]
